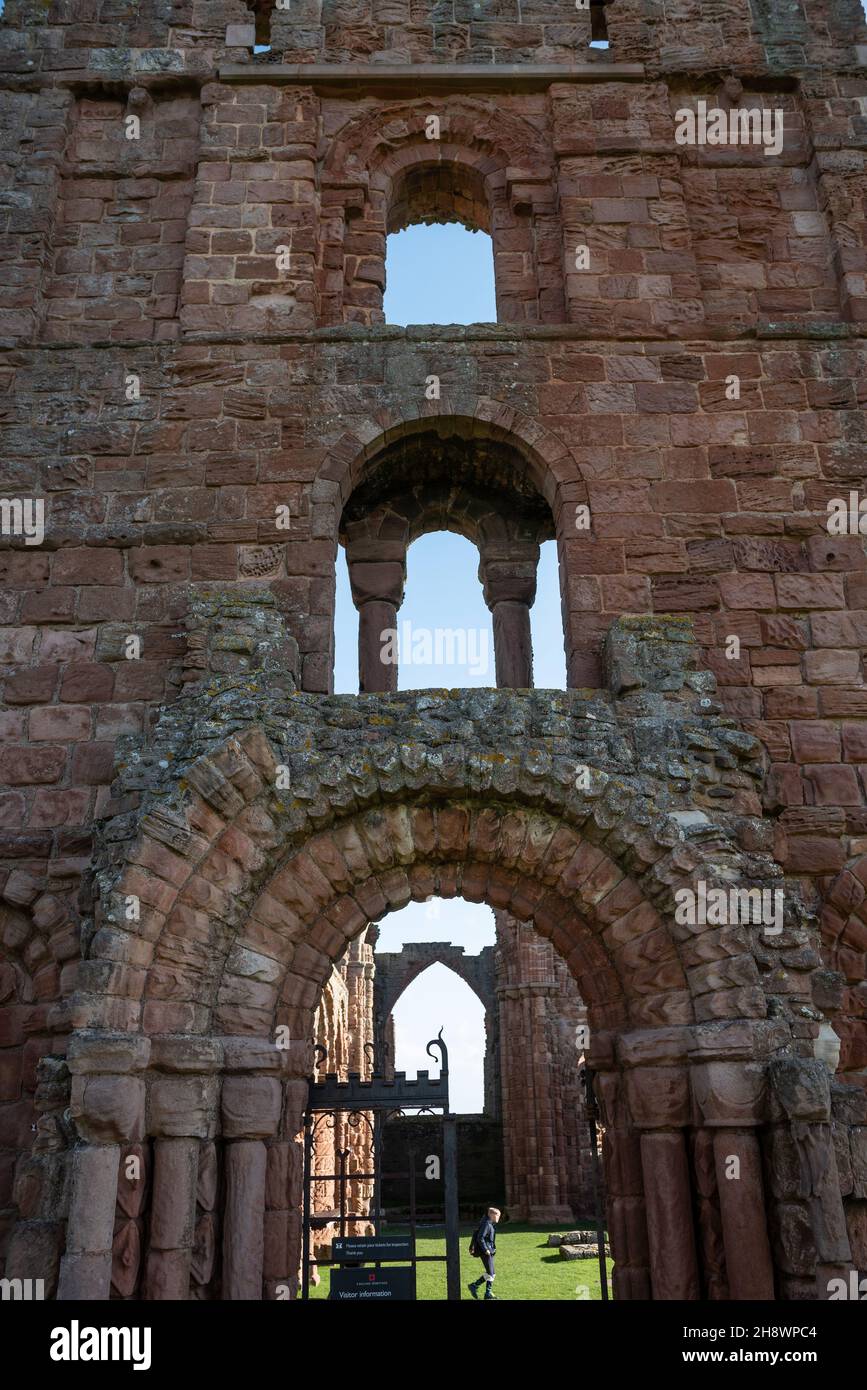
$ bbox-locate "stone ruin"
[0,0,866,1301]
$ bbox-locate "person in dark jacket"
[468,1207,501,1300]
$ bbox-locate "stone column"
[264,1075,309,1300]
[712,1130,774,1298]
[221,1042,286,1300]
[57,1034,150,1301]
[492,602,533,689]
[592,1036,651,1300]
[689,1127,729,1300]
[143,1037,223,1300]
[224,1141,268,1300]
[358,600,399,693]
[690,1025,780,1301]
[479,546,538,690]
[496,912,575,1222]
[58,1145,123,1300]
[602,1124,651,1300]
[146,1140,200,1298]
[264,1137,303,1298]
[639,1129,700,1299]
[497,982,572,1221]
[346,554,406,694]
[623,1030,699,1300]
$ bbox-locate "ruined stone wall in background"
[310,927,376,1247]
[496,910,595,1221]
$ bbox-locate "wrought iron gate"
[301,1031,461,1300]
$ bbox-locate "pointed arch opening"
[393,962,486,1114]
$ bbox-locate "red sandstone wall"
[1,0,867,1277]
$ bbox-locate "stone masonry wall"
[1,0,867,1297]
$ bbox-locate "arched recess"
[317,100,564,325]
[313,407,584,692]
[30,676,821,1305]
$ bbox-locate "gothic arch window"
[374,899,497,1116]
[392,962,486,1114]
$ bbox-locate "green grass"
[308,1222,612,1301]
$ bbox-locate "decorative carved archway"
[6,595,856,1302]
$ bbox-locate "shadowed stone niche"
[4,602,865,1301]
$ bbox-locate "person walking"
[468,1206,501,1300]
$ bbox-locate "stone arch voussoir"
[81,712,786,1047]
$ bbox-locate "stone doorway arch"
[6,596,855,1302]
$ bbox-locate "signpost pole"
[372,1110,383,1270]
[408,1145,417,1300]
[443,1115,460,1301]
[338,1147,348,1240]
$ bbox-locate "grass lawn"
[309,1222,612,1301]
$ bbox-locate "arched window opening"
[333,545,357,695]
[398,532,494,690]
[375,899,496,1116]
[384,162,497,325]
[337,427,559,693]
[530,540,567,690]
[251,0,272,49]
[393,963,486,1114]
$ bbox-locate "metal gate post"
[582,1066,609,1302]
[301,1110,313,1301]
[443,1114,460,1301]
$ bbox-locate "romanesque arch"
[6,593,855,1303]
[315,409,586,690]
[318,97,563,324]
[339,429,554,691]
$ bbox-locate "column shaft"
[143,1137,200,1300]
[359,600,398,693]
[640,1131,700,1300]
[57,1144,121,1300]
[713,1130,775,1300]
[493,600,533,689]
[222,1140,267,1300]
